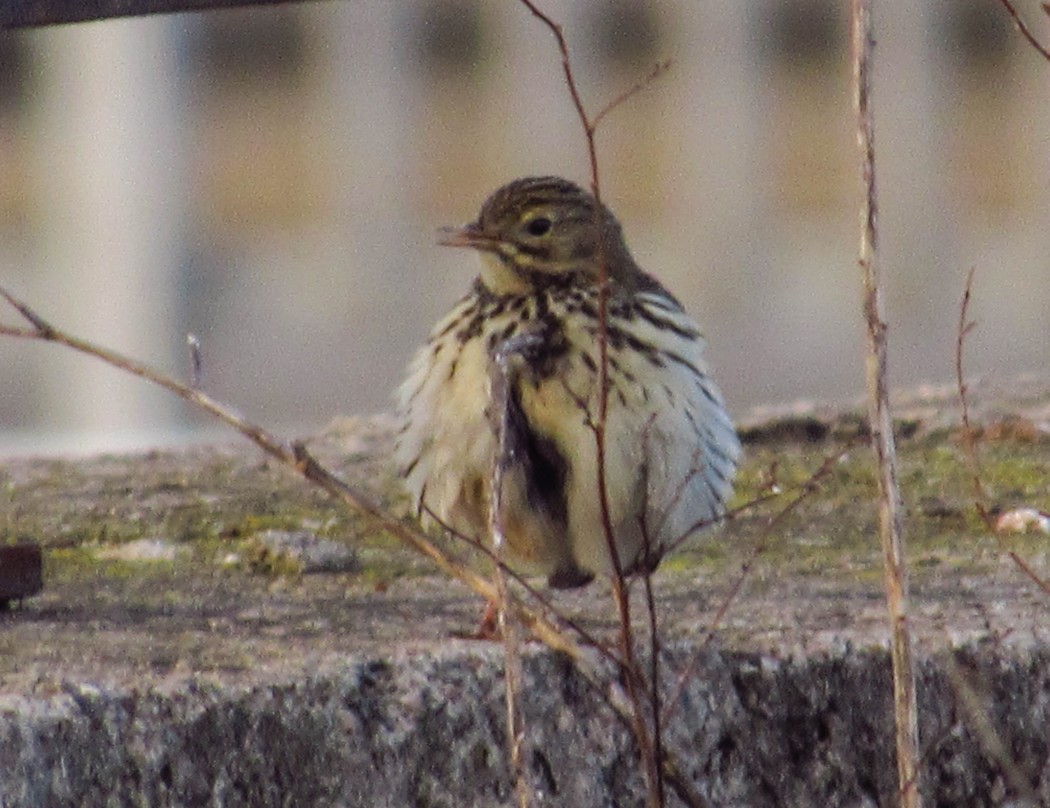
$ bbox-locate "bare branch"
[954,270,1050,598]
[421,503,617,657]
[956,267,992,527]
[514,5,681,805]
[661,445,848,726]
[0,286,55,336]
[635,424,666,795]
[516,1,622,622]
[636,453,666,806]
[0,285,292,461]
[998,527,1050,597]
[996,0,1050,62]
[516,0,600,188]
[0,283,612,700]
[592,60,674,132]
[664,439,856,558]
[640,571,665,807]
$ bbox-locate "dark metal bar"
[1,0,317,29]
[0,545,43,606]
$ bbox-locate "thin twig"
[608,578,660,807]
[996,0,1050,61]
[640,568,666,808]
[592,60,674,131]
[636,429,667,807]
[0,292,502,611]
[422,504,617,660]
[953,270,1050,598]
[516,0,623,622]
[945,652,1042,804]
[516,0,599,187]
[661,445,850,726]
[515,4,667,805]
[955,267,990,524]
[0,288,290,460]
[0,284,598,696]
[850,2,922,806]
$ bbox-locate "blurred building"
[0,0,1047,453]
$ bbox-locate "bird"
[395,176,740,589]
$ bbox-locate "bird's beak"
[437,222,495,250]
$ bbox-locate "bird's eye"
[525,217,552,237]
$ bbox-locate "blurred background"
[0,0,1047,455]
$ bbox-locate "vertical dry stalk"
[955,267,989,523]
[849,2,923,806]
[490,334,546,808]
[515,3,667,804]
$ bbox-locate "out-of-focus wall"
[0,0,1047,453]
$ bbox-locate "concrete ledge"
[1,382,1049,806]
[1,643,1048,807]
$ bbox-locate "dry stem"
[490,333,546,808]
[849,2,922,805]
[996,0,1050,61]
[954,270,1050,598]
[515,0,625,600]
[514,3,672,804]
[0,287,599,707]
[660,445,852,727]
[955,267,990,522]
[946,652,1043,804]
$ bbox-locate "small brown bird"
[396,177,740,588]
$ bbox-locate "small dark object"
[0,544,43,607]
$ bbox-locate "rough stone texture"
[1,644,1048,807]
[1,380,1049,807]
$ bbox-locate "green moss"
[46,547,176,586]
[4,419,1048,590]
[238,539,305,578]
[673,429,1050,582]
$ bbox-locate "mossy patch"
[2,416,1048,594]
[671,428,1050,582]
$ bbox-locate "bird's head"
[439,176,640,295]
